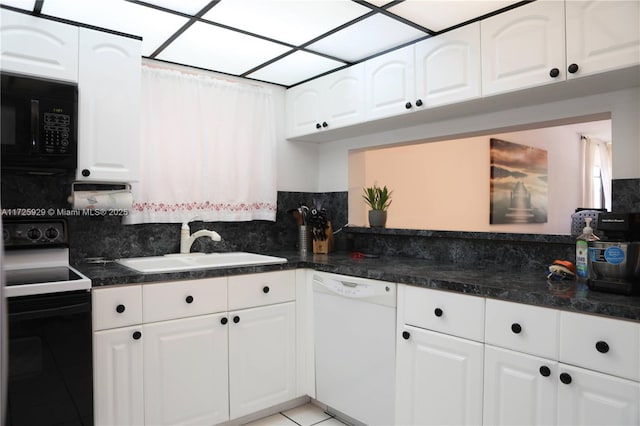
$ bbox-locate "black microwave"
[1,72,78,173]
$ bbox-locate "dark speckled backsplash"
[2,173,639,271]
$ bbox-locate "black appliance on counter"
[588,212,640,295]
[1,72,78,172]
[3,218,93,426]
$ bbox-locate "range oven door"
[5,290,93,426]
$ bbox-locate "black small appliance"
[1,72,78,172]
[588,213,640,295]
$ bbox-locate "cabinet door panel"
[143,314,229,426]
[481,0,565,95]
[0,9,78,82]
[365,45,415,120]
[557,364,640,426]
[415,23,481,107]
[566,0,640,78]
[285,84,323,137]
[484,345,557,426]
[396,325,483,425]
[77,29,141,181]
[228,302,296,420]
[93,326,144,426]
[323,64,365,129]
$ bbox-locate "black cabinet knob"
[220,317,228,325]
[402,331,411,340]
[263,286,270,294]
[568,63,579,74]
[595,340,610,353]
[549,68,560,78]
[322,121,328,128]
[416,99,423,107]
[511,323,522,334]
[405,102,412,109]
[233,316,240,324]
[81,169,90,177]
[559,372,572,384]
[539,366,551,377]
[434,308,443,317]
[116,304,126,314]
[132,331,142,340]
[185,295,194,304]
[315,123,321,129]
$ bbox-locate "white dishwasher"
[313,271,397,426]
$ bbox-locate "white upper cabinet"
[0,9,78,82]
[365,44,416,120]
[481,0,566,96]
[285,64,365,138]
[565,0,640,78]
[415,22,481,108]
[77,28,141,182]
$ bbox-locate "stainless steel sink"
[116,252,287,273]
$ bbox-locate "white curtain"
[125,65,277,224]
[580,135,612,210]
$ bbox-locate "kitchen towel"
[69,190,133,210]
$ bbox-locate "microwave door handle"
[30,99,39,152]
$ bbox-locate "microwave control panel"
[43,112,71,154]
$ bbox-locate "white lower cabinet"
[228,302,296,420]
[93,326,144,426]
[483,345,557,426]
[396,325,484,425]
[557,364,640,426]
[143,314,229,426]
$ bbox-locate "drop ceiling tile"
[386,0,518,32]
[246,50,344,86]
[139,0,212,15]
[41,0,189,56]
[0,0,35,11]
[307,14,427,62]
[156,21,291,75]
[202,0,371,45]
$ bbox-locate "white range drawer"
[485,298,559,359]
[403,286,485,342]
[559,311,640,381]
[92,285,142,331]
[228,270,296,310]
[143,277,227,323]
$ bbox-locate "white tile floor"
[243,403,348,426]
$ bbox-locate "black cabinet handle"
[568,63,579,74]
[511,323,522,334]
[402,331,411,340]
[405,102,412,109]
[416,99,423,107]
[220,317,228,325]
[315,123,321,129]
[539,366,551,377]
[595,340,610,353]
[549,68,560,78]
[132,331,142,340]
[233,316,240,324]
[322,121,328,128]
[434,308,443,317]
[116,304,125,314]
[559,372,572,384]
[82,169,90,177]
[263,286,270,294]
[185,295,194,304]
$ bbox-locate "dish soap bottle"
[576,217,599,282]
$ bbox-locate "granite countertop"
[75,251,640,322]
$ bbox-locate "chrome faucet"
[180,219,222,254]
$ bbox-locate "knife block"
[313,222,334,254]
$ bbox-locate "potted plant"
[362,184,392,228]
